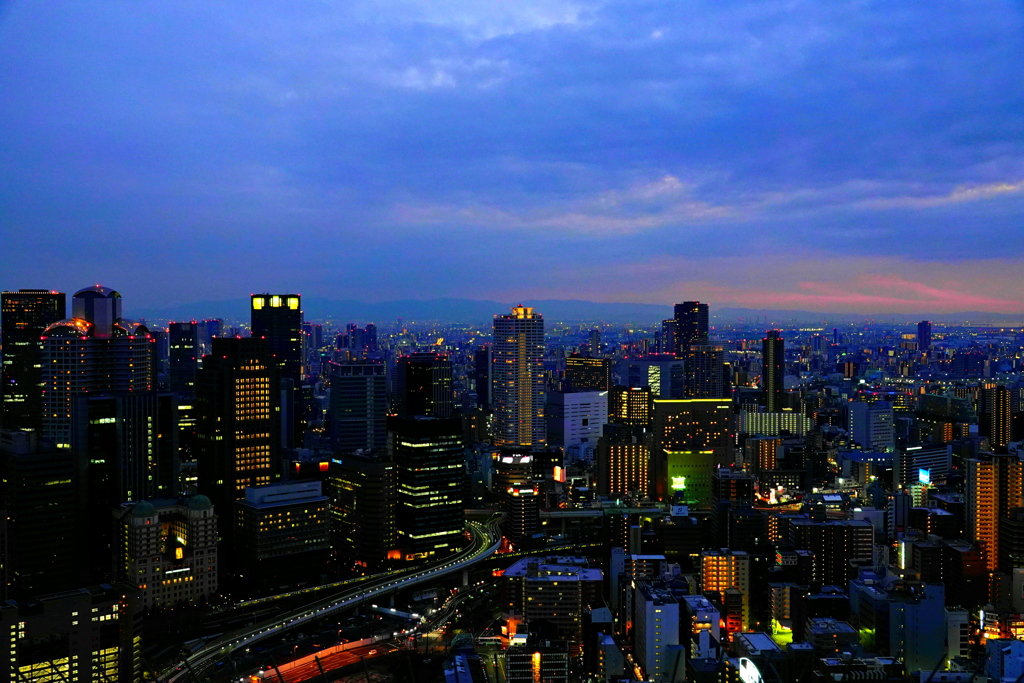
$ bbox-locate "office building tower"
[233,481,329,593]
[326,454,397,570]
[660,319,678,355]
[615,356,685,399]
[762,330,784,412]
[589,328,602,355]
[494,452,539,545]
[1,289,65,431]
[848,571,945,671]
[197,318,223,356]
[251,293,303,446]
[681,346,726,398]
[674,301,709,351]
[596,438,650,498]
[390,416,465,558]
[789,519,875,585]
[72,391,180,582]
[634,581,681,682]
[492,305,546,447]
[565,355,611,392]
[982,384,1013,453]
[504,640,570,683]
[394,352,453,418]
[848,400,895,452]
[0,584,139,683]
[472,346,492,409]
[546,390,608,449]
[195,337,280,535]
[168,321,200,397]
[40,285,153,448]
[0,429,80,599]
[700,549,751,633]
[967,454,1024,571]
[501,556,603,643]
[917,320,932,351]
[328,359,387,453]
[115,494,218,609]
[653,398,733,505]
[895,443,952,488]
[608,385,653,428]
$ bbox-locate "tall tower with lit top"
[492,305,545,447]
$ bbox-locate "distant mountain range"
[131,298,1024,326]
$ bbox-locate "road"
[161,517,501,683]
[257,643,400,683]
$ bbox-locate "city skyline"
[2,2,1023,313]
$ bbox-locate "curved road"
[163,517,502,683]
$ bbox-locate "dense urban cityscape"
[4,288,1024,683]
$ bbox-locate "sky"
[1,1,1023,314]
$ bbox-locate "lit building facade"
[762,330,784,412]
[115,495,218,609]
[967,454,1024,572]
[492,305,546,447]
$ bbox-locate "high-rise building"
[0,429,80,599]
[565,355,611,392]
[1,289,65,432]
[673,301,709,351]
[390,416,465,558]
[700,549,751,633]
[615,356,685,399]
[762,330,784,412]
[982,384,1013,453]
[609,386,653,427]
[966,453,1024,572]
[681,345,726,398]
[492,305,545,447]
[168,321,200,397]
[917,320,932,351]
[546,390,608,450]
[195,337,279,536]
[326,454,397,570]
[394,352,453,418]
[72,391,180,582]
[197,318,223,357]
[0,584,139,683]
[40,286,154,448]
[114,494,218,609]
[251,294,303,445]
[788,519,875,586]
[653,398,734,505]
[596,438,650,498]
[328,359,387,453]
[233,481,330,593]
[660,319,678,355]
[472,346,492,409]
[633,581,681,682]
[848,400,895,452]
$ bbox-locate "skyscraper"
[390,416,465,558]
[394,352,453,418]
[762,330,784,412]
[673,301,709,351]
[168,320,200,397]
[565,354,611,392]
[680,345,726,398]
[492,305,545,447]
[251,294,303,445]
[917,320,932,351]
[1,289,65,432]
[195,337,280,534]
[328,359,387,453]
[653,398,734,504]
[40,286,153,448]
[966,453,1024,572]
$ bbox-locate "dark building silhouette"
[1,289,65,432]
[329,359,386,453]
[681,345,726,398]
[251,294,303,446]
[395,352,453,418]
[762,330,784,412]
[390,416,465,558]
[326,454,397,570]
[0,430,80,600]
[917,320,932,351]
[168,321,199,397]
[674,301,709,351]
[472,346,492,409]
